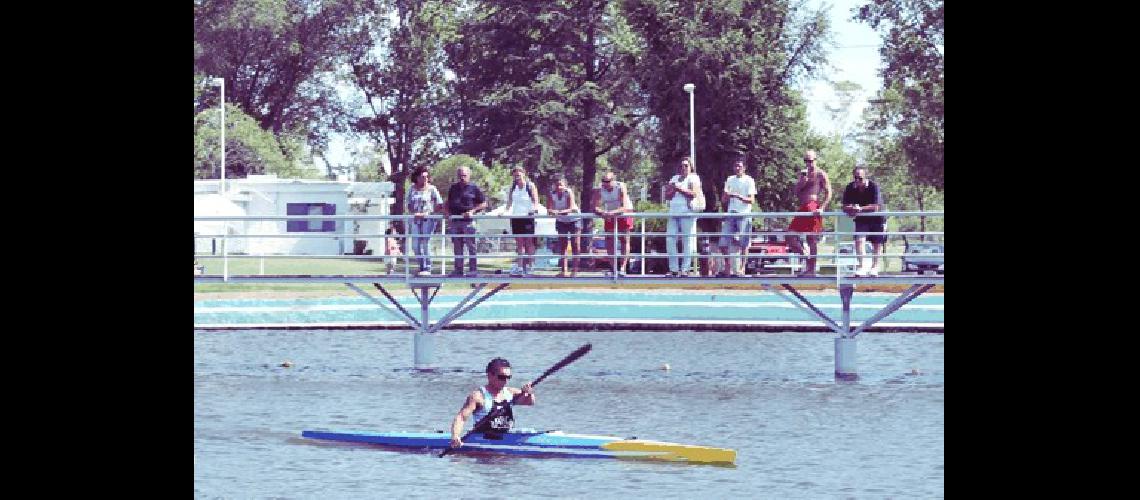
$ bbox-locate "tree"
[351,0,458,226]
[622,0,831,214]
[857,133,943,238]
[855,0,943,189]
[194,0,376,154]
[446,0,647,212]
[823,80,865,149]
[429,154,512,208]
[194,77,322,180]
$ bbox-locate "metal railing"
[194,210,944,283]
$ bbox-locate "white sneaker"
[854,268,868,277]
[509,265,523,277]
[416,270,431,277]
[868,268,880,277]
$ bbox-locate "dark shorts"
[511,218,535,235]
[854,219,887,244]
[555,220,581,234]
[603,217,634,232]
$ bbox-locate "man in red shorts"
[787,150,832,276]
[593,170,634,276]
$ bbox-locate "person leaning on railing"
[593,170,634,277]
[444,166,487,277]
[548,175,582,277]
[505,166,540,277]
[842,165,885,277]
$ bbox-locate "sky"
[317,0,885,176]
[800,0,884,137]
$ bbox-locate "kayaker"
[449,357,535,448]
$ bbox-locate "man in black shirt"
[444,166,488,276]
[841,166,885,276]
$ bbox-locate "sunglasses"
[495,374,511,381]
[602,179,613,183]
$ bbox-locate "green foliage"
[856,0,944,189]
[429,154,512,207]
[194,0,375,152]
[804,132,858,197]
[856,134,943,236]
[446,0,647,210]
[350,0,459,215]
[634,199,667,234]
[622,0,831,213]
[193,98,322,180]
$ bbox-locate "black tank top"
[473,388,515,437]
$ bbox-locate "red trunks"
[788,200,823,233]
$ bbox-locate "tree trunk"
[917,190,925,241]
[579,7,598,230]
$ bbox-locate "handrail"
[194,210,943,280]
[193,210,944,221]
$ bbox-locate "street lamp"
[682,83,695,171]
[211,77,226,193]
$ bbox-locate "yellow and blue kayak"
[301,429,736,465]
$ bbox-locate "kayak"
[301,429,736,465]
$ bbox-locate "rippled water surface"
[194,329,943,498]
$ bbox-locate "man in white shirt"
[719,157,757,277]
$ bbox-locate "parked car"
[836,241,874,273]
[626,250,670,275]
[744,231,803,274]
[575,233,619,271]
[903,241,944,274]
[575,232,670,274]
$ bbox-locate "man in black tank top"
[450,357,536,448]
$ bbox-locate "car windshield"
[909,243,942,252]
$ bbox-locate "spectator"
[787,150,832,276]
[548,175,581,277]
[593,170,634,277]
[664,156,702,277]
[504,166,540,276]
[405,166,444,276]
[384,227,404,274]
[842,165,886,276]
[718,156,757,277]
[444,166,487,277]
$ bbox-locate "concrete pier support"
[413,285,436,371]
[413,329,435,371]
[836,284,856,379]
[834,337,858,379]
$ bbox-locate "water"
[194,329,944,498]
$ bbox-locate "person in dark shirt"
[841,166,885,276]
[444,166,487,277]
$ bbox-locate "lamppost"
[683,83,695,171]
[211,77,226,193]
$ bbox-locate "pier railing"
[194,210,942,284]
